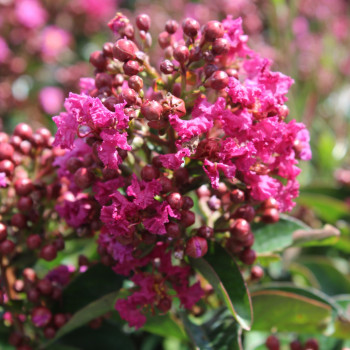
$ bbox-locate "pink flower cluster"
[52,12,311,328]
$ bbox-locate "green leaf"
[142,314,188,341]
[297,194,350,223]
[251,289,332,334]
[252,214,310,254]
[60,263,125,313]
[181,309,242,350]
[53,321,136,350]
[190,244,252,330]
[292,258,350,296]
[44,291,122,348]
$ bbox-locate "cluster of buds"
[265,335,319,350]
[51,12,311,328]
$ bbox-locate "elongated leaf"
[181,309,242,350]
[297,194,350,223]
[252,214,310,254]
[44,291,122,348]
[292,258,350,296]
[251,289,332,334]
[142,314,188,341]
[190,244,252,330]
[60,263,125,313]
[253,284,346,318]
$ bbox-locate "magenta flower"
[15,0,47,29]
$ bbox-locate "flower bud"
[90,51,107,70]
[166,222,182,238]
[74,168,95,189]
[304,339,319,350]
[182,18,200,37]
[14,123,33,140]
[197,226,214,239]
[26,234,42,250]
[102,42,114,58]
[185,236,208,258]
[11,213,27,229]
[113,39,136,62]
[44,327,56,339]
[230,189,245,203]
[121,88,138,106]
[31,307,52,328]
[212,38,230,55]
[181,210,195,227]
[203,21,224,42]
[0,223,7,242]
[141,100,163,121]
[17,196,33,212]
[265,335,280,350]
[160,60,175,74]
[40,245,57,261]
[128,75,143,91]
[0,143,14,160]
[37,279,53,296]
[14,178,33,196]
[136,14,151,32]
[158,31,172,49]
[165,20,178,34]
[182,196,194,210]
[167,192,183,209]
[0,159,14,176]
[209,70,229,90]
[123,60,141,76]
[0,239,15,255]
[95,72,113,89]
[240,248,256,265]
[141,165,160,181]
[261,208,279,223]
[157,297,172,312]
[230,219,250,241]
[250,266,264,281]
[174,45,189,63]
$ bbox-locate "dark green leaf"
[44,291,122,348]
[252,214,310,254]
[60,264,125,313]
[190,244,252,330]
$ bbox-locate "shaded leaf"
[190,244,252,330]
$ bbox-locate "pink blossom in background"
[0,173,7,187]
[39,87,64,114]
[76,0,118,20]
[15,0,47,29]
[0,37,10,63]
[40,26,71,62]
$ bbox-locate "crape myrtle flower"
[53,12,311,328]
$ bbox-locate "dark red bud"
[157,297,172,312]
[128,75,143,91]
[0,159,14,176]
[0,239,15,255]
[240,248,256,265]
[53,313,67,328]
[113,39,136,62]
[141,100,163,121]
[197,226,214,239]
[166,222,182,238]
[14,178,33,196]
[11,213,27,229]
[17,196,33,212]
[40,245,57,261]
[90,51,107,70]
[141,165,160,181]
[136,14,151,32]
[0,223,7,242]
[14,123,33,140]
[230,189,245,203]
[304,339,319,350]
[290,340,303,350]
[261,208,279,224]
[230,218,250,241]
[95,72,113,89]
[158,31,172,49]
[0,143,14,160]
[174,45,189,63]
[165,20,178,34]
[26,234,42,250]
[182,196,194,210]
[203,21,224,42]
[181,210,195,227]
[74,168,95,189]
[167,192,183,210]
[212,38,230,55]
[209,70,229,90]
[44,327,56,339]
[265,335,280,350]
[102,42,114,58]
[123,60,141,76]
[182,18,200,37]
[31,307,52,328]
[185,236,208,258]
[37,279,53,295]
[160,60,175,74]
